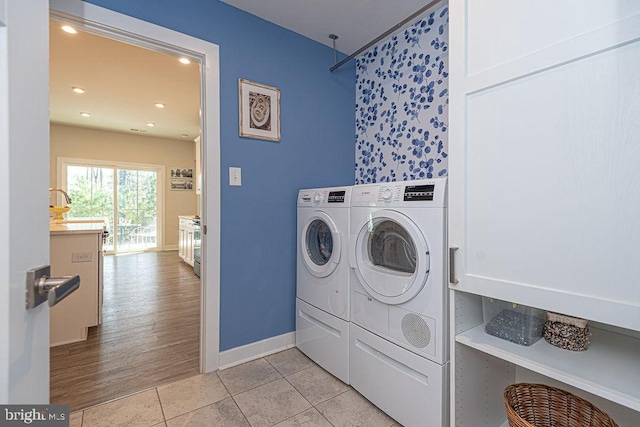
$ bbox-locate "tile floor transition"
[68,347,402,427]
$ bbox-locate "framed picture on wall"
[238,78,281,142]
[170,167,194,190]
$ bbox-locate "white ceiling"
[49,20,201,141]
[219,0,435,55]
[49,1,435,140]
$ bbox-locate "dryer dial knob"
[382,188,393,201]
[314,193,322,202]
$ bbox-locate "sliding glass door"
[116,169,158,251]
[61,159,163,253]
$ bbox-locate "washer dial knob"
[382,187,393,201]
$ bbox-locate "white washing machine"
[296,186,351,383]
[349,178,449,427]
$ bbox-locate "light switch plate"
[230,167,242,186]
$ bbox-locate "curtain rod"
[330,0,443,72]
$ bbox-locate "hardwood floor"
[50,251,200,412]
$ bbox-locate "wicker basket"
[504,383,618,427]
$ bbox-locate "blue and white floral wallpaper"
[355,6,449,183]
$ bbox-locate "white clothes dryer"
[296,186,351,383]
[349,178,448,427]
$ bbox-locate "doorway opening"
[48,2,220,411]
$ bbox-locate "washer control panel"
[298,187,351,207]
[328,191,347,203]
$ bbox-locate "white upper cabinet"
[449,0,640,331]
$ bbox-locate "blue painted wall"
[83,0,356,351]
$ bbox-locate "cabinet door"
[449,2,640,425]
[186,229,194,266]
[449,1,640,332]
[178,226,186,260]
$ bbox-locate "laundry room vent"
[401,313,431,348]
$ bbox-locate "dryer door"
[354,210,430,304]
[301,211,341,278]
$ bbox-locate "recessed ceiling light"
[154,103,166,108]
[178,57,191,65]
[72,87,85,94]
[80,112,91,117]
[181,134,189,138]
[61,25,77,34]
[147,122,155,127]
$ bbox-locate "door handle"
[449,247,459,285]
[26,265,80,309]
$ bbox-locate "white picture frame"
[239,78,281,142]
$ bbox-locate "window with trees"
[60,159,163,253]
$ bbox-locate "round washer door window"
[301,212,341,278]
[354,210,430,304]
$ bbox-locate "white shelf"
[456,325,640,412]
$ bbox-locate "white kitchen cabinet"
[49,223,104,346]
[449,1,640,425]
[178,216,195,266]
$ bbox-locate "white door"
[301,211,341,278]
[353,210,430,304]
[0,0,51,403]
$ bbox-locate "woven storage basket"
[504,383,618,427]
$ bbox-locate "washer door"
[354,210,430,304]
[301,211,341,278]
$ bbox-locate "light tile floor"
[69,348,401,427]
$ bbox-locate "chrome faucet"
[49,188,72,205]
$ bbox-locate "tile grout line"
[225,354,314,427]
[155,387,167,424]
[311,387,354,427]
[283,365,354,408]
[213,368,253,425]
[222,367,254,427]
[158,372,232,423]
[72,377,192,414]
[280,374,315,424]
[271,350,351,427]
[229,394,253,427]
[156,369,287,425]
[220,358,283,397]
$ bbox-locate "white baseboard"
[219,332,296,370]
[163,245,178,251]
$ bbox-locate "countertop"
[50,220,106,235]
[179,215,199,220]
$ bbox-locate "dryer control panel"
[403,184,434,201]
[351,178,446,208]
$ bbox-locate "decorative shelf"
[456,325,640,412]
